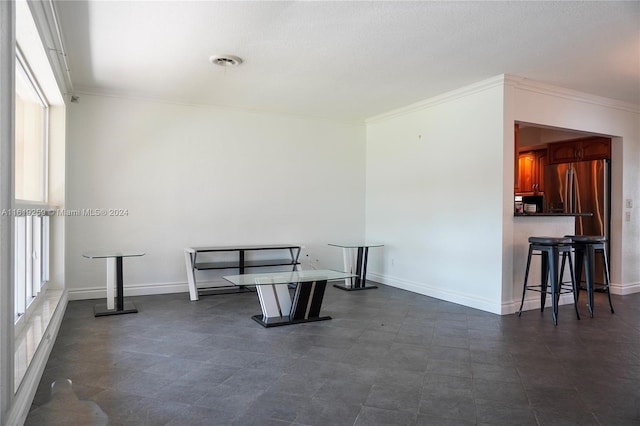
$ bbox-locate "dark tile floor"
[25,283,640,425]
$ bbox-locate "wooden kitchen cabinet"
[516,149,546,195]
[547,136,611,165]
[580,137,611,161]
[535,150,546,193]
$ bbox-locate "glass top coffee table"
[328,243,383,291]
[224,269,354,327]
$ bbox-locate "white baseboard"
[610,281,640,295]
[68,281,190,300]
[67,280,241,301]
[66,276,640,313]
[502,293,578,315]
[368,272,581,316]
[367,272,503,315]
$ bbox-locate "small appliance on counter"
[522,195,543,214]
[514,196,523,214]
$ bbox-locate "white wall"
[365,73,640,315]
[64,76,639,309]
[505,76,640,295]
[66,94,366,298]
[365,77,506,313]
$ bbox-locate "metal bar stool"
[566,235,614,317]
[518,236,580,325]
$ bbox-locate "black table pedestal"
[93,256,138,317]
[333,246,378,291]
[94,301,138,317]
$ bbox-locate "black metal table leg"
[540,251,549,311]
[252,280,332,327]
[549,246,558,326]
[333,246,378,291]
[585,245,595,318]
[94,256,138,317]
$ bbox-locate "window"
[13,49,51,321]
[15,49,47,202]
[14,213,50,320]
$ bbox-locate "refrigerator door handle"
[564,168,571,213]
[572,167,578,213]
[604,160,610,242]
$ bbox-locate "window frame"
[15,45,49,204]
[13,205,52,324]
[13,46,52,325]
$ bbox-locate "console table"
[223,269,354,327]
[82,250,145,317]
[184,244,301,301]
[329,242,383,291]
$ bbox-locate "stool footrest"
[524,284,577,295]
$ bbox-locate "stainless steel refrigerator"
[544,159,610,280]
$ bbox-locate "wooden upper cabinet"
[546,141,577,164]
[514,122,546,195]
[580,137,611,161]
[516,149,546,195]
[547,136,611,165]
[535,149,546,193]
[518,152,535,194]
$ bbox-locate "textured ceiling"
[54,1,640,121]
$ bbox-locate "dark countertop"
[514,212,593,217]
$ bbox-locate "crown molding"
[366,74,639,124]
[504,74,639,114]
[366,75,507,124]
[71,88,365,127]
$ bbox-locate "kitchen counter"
[514,212,593,217]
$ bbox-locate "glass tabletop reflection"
[82,250,146,259]
[223,269,354,287]
[328,243,384,248]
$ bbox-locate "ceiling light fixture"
[209,55,243,67]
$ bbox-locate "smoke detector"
[209,55,243,67]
